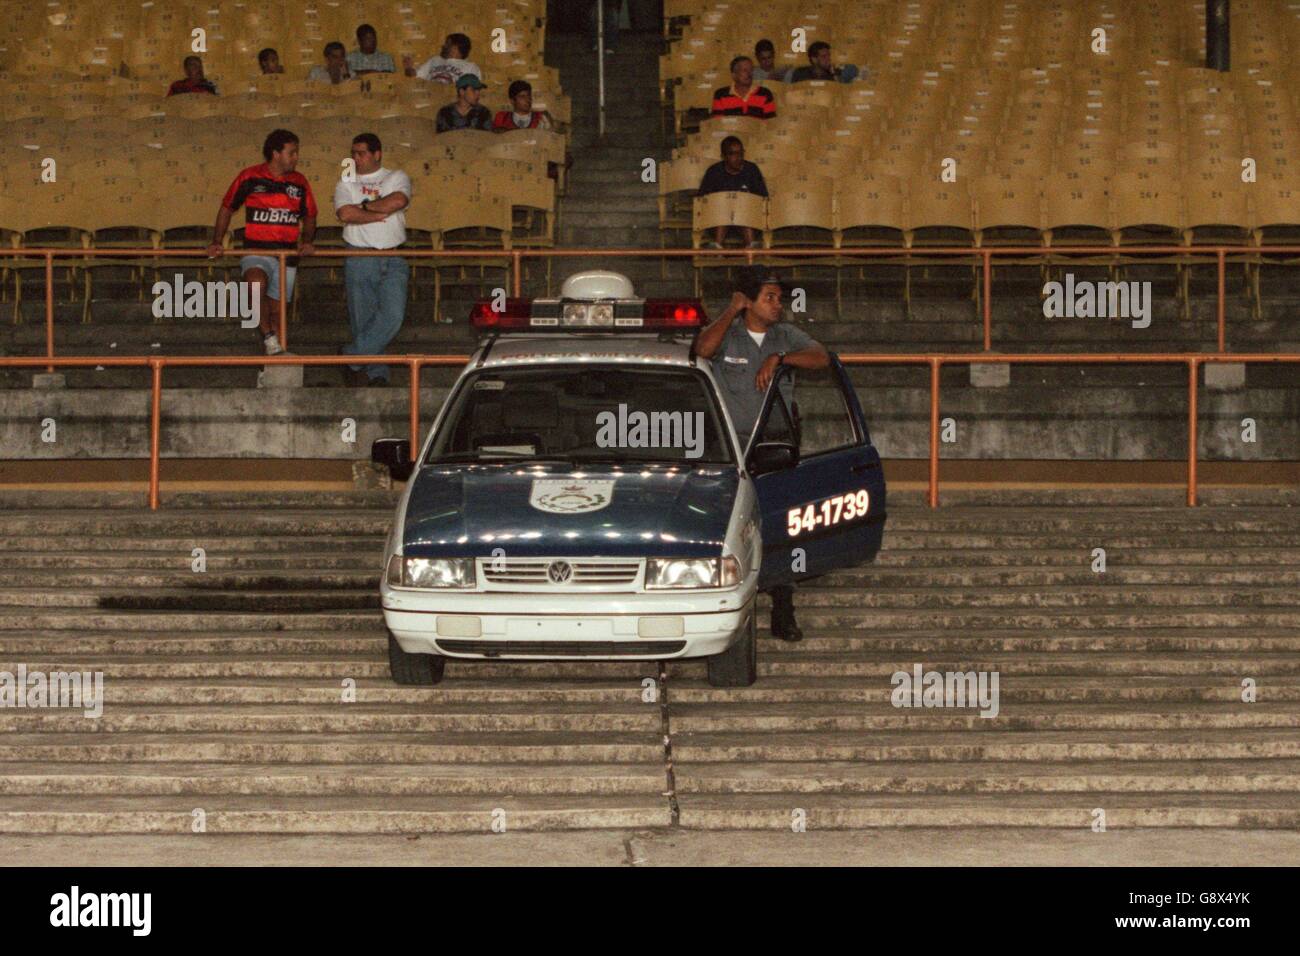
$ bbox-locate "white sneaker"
[263,333,285,356]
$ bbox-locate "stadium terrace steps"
[547,30,667,249]
[0,490,1297,833]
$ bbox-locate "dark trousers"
[768,584,795,612]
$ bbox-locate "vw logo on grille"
[547,560,574,584]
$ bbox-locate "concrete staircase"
[0,488,1297,833]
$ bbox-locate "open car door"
[746,354,886,590]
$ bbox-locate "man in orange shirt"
[710,56,776,119]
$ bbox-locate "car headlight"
[645,556,741,589]
[387,555,475,589]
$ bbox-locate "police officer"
[694,265,829,641]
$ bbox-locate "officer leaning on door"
[693,265,830,641]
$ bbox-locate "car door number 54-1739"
[787,489,870,537]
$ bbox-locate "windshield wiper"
[565,455,731,467]
[426,451,582,465]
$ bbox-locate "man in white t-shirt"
[333,133,412,387]
[403,32,481,85]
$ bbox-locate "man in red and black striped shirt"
[207,129,317,355]
[711,56,776,120]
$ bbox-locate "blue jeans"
[343,252,409,381]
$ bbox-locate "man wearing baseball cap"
[694,265,830,642]
[436,74,493,132]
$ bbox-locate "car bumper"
[382,587,754,660]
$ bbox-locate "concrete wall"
[1,384,1296,461]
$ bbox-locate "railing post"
[45,252,54,372]
[929,357,940,508]
[982,249,992,351]
[149,360,163,510]
[1216,248,1226,353]
[409,358,421,453]
[1187,358,1199,507]
[278,252,288,349]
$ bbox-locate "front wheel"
[706,605,757,687]
[388,631,446,685]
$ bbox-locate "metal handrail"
[1,243,1292,364]
[2,351,1296,511]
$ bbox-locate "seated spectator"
[168,56,218,96]
[493,80,554,131]
[308,41,353,84]
[697,135,767,249]
[348,23,395,75]
[752,39,788,83]
[436,74,493,132]
[404,32,480,85]
[711,56,775,119]
[258,48,284,75]
[789,41,860,83]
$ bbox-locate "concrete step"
[0,495,1296,833]
[668,675,1300,704]
[6,584,1300,612]
[669,729,1300,763]
[0,703,661,734]
[673,793,1300,829]
[3,564,1300,588]
[668,702,1300,733]
[0,733,664,764]
[675,759,1300,793]
[7,605,1300,633]
[0,761,665,796]
[4,629,1299,658]
[0,794,673,833]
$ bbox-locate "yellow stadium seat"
[693,191,767,246]
[766,175,835,250]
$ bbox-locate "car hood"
[402,463,739,558]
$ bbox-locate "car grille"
[479,558,642,588]
[436,639,686,657]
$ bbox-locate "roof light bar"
[471,298,707,332]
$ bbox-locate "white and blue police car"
[371,271,886,687]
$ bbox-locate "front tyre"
[706,604,757,687]
[388,631,446,685]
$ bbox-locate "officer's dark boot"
[769,585,803,642]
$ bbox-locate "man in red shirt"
[492,80,554,131]
[167,56,218,96]
[206,129,317,355]
[710,56,776,119]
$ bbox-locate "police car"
[371,271,886,687]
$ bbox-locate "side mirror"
[748,441,798,476]
[371,438,414,482]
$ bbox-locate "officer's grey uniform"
[710,316,817,444]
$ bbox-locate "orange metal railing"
[2,351,1297,511]
[1,244,1296,362]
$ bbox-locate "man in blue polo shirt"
[698,136,768,249]
[694,266,829,642]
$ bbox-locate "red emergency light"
[469,299,533,329]
[470,298,707,331]
[642,299,706,327]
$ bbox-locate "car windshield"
[426,365,734,466]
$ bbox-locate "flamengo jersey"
[221,163,318,249]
